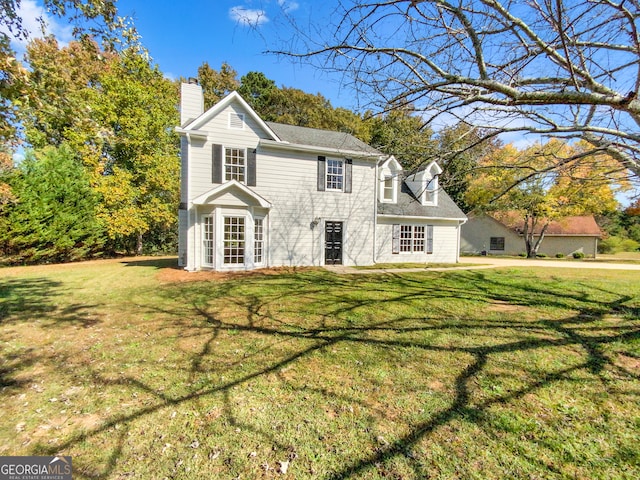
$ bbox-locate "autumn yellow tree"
[467,139,627,257]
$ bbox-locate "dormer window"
[379,156,402,204]
[405,161,442,206]
[383,176,394,201]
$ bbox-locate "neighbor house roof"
[378,182,467,220]
[266,122,381,155]
[491,212,602,236]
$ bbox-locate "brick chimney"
[180,80,204,126]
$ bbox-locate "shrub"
[573,251,585,259]
[599,235,640,254]
[555,253,565,258]
[536,253,548,258]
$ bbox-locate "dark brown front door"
[324,221,343,265]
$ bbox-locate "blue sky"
[4,0,355,109]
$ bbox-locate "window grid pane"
[400,225,413,252]
[398,225,432,253]
[203,216,214,265]
[413,225,425,252]
[383,176,394,200]
[225,148,246,182]
[326,159,344,190]
[224,216,245,265]
[254,218,264,264]
[490,237,505,250]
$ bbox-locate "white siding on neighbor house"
[375,218,461,264]
[252,147,377,267]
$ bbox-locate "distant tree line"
[0,9,636,263]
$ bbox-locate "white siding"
[183,97,377,269]
[252,148,376,267]
[189,103,265,200]
[376,218,461,264]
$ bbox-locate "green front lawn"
[1,258,638,479]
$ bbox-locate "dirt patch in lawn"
[156,265,315,284]
[486,301,528,313]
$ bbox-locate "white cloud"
[1,0,73,51]
[229,6,269,27]
[278,0,300,13]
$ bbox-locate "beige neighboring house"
[461,212,602,257]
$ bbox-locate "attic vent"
[228,112,245,130]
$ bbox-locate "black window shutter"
[344,158,353,193]
[247,148,257,186]
[317,156,326,191]
[212,144,223,183]
[392,224,400,254]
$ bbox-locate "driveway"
[326,256,640,274]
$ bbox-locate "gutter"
[259,138,381,160]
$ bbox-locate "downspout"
[457,218,467,263]
[373,158,381,265]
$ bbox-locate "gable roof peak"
[180,90,280,141]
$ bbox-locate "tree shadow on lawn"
[0,277,101,328]
[29,269,640,478]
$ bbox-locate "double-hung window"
[326,159,344,191]
[225,148,246,183]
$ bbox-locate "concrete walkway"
[325,256,640,274]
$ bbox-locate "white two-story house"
[176,82,466,271]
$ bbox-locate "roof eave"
[259,138,382,160]
[377,213,467,222]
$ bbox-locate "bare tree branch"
[272,0,640,179]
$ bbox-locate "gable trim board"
[178,87,467,271]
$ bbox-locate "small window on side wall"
[490,237,505,251]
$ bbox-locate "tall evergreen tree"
[0,145,104,263]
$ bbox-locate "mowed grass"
[1,258,639,479]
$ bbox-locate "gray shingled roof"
[378,182,467,220]
[266,122,381,155]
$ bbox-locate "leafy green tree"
[368,107,435,171]
[197,61,239,110]
[0,145,104,262]
[22,36,110,152]
[435,122,502,213]
[21,38,180,255]
[91,47,180,255]
[1,0,119,146]
[238,71,277,113]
